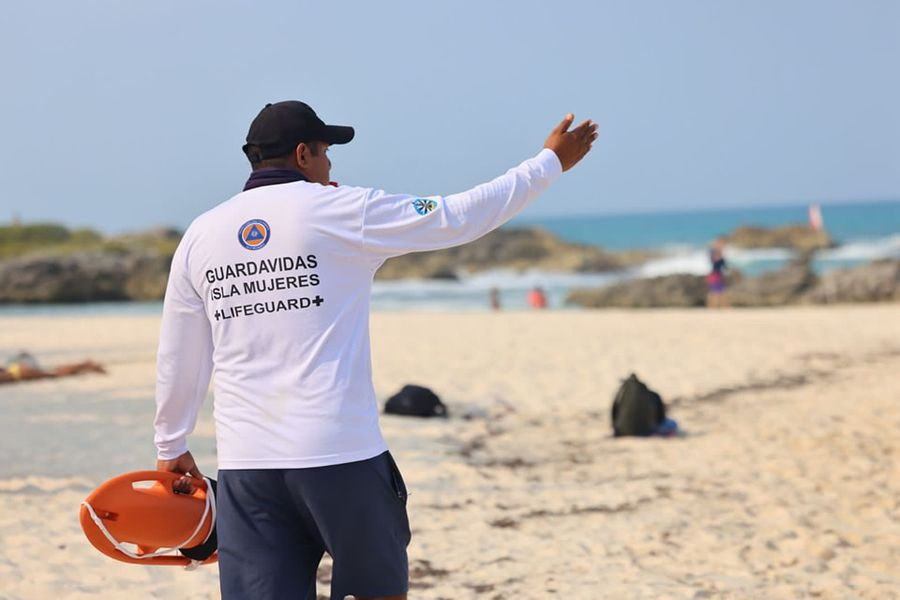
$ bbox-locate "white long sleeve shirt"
[154,148,562,469]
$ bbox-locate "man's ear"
[293,143,307,168]
[294,142,318,168]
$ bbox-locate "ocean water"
[372,200,900,311]
[521,201,900,251]
[1,200,898,315]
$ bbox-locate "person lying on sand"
[0,351,106,384]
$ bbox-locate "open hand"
[543,114,598,172]
[157,450,203,494]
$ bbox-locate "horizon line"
[2,196,898,235]
[522,197,900,222]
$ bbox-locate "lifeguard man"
[154,101,597,600]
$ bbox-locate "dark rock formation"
[725,224,833,251]
[728,258,818,306]
[567,257,900,309]
[1,225,654,303]
[375,227,650,280]
[805,259,900,304]
[566,274,708,308]
[567,259,820,309]
[0,251,171,303]
[121,253,173,300]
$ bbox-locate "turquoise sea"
[373,199,900,310]
[525,200,900,252]
[2,200,898,315]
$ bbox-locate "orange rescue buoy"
[79,470,217,567]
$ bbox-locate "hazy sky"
[1,1,897,232]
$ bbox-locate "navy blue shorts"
[217,452,410,600]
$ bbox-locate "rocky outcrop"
[0,225,655,303]
[121,253,173,300]
[725,225,833,251]
[566,260,819,309]
[0,251,171,303]
[375,227,651,280]
[566,274,709,308]
[567,258,900,309]
[728,258,818,306]
[805,259,900,304]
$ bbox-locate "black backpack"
[384,384,448,418]
[611,374,665,437]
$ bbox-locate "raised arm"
[361,114,598,258]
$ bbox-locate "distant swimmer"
[706,237,729,309]
[808,203,824,231]
[0,351,106,384]
[153,101,597,599]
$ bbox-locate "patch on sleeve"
[412,198,439,216]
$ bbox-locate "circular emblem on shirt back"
[238,219,271,250]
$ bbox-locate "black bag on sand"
[384,384,448,418]
[611,373,665,437]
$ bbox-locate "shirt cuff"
[536,148,564,179]
[155,437,189,461]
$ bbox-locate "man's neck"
[243,167,308,191]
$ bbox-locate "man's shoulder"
[179,189,256,240]
[182,182,374,238]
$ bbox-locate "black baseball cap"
[242,101,355,160]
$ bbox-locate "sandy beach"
[1,306,899,599]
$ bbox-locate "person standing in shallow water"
[489,287,501,311]
[527,286,548,309]
[706,237,729,308]
[153,100,597,600]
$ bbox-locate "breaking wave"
[370,234,900,310]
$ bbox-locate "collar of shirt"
[243,168,308,191]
